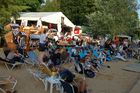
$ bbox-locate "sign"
[74,28,80,34]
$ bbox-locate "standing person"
[12,24,20,44]
[18,34,26,56]
[38,30,48,64]
[39,30,47,51]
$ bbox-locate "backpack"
[84,70,95,78]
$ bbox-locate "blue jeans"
[39,43,46,51]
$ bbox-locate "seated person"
[58,67,87,93]
[83,55,99,72]
[84,54,99,72]
[50,48,61,66]
[39,57,88,93]
[7,49,24,63]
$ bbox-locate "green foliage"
[15,0,40,11]
[0,0,29,25]
[0,0,139,39]
[39,0,60,12]
[86,0,139,38]
[60,0,97,25]
[133,26,140,39]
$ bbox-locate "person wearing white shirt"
[39,30,47,51]
[53,34,59,42]
[40,31,47,44]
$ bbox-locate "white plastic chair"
[44,76,62,93]
[28,69,48,90]
[29,69,63,93]
[0,76,17,92]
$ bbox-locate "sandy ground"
[0,59,140,93]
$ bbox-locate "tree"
[15,0,40,12]
[60,0,97,25]
[0,0,29,25]
[86,0,139,38]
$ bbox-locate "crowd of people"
[1,24,140,93]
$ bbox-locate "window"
[27,21,37,26]
[16,20,21,25]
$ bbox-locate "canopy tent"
[17,12,75,33]
[117,35,132,41]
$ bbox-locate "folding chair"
[0,76,17,92]
[39,64,62,93]
[26,50,39,66]
[28,68,48,90]
[0,48,24,70]
[28,63,52,91]
[0,88,6,93]
[29,64,62,93]
[5,62,24,70]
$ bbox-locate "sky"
[137,0,140,19]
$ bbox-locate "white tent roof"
[117,35,132,41]
[18,12,75,28]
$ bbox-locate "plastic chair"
[29,64,62,93]
[45,76,62,93]
[28,69,48,91]
[0,76,17,92]
[39,64,62,92]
